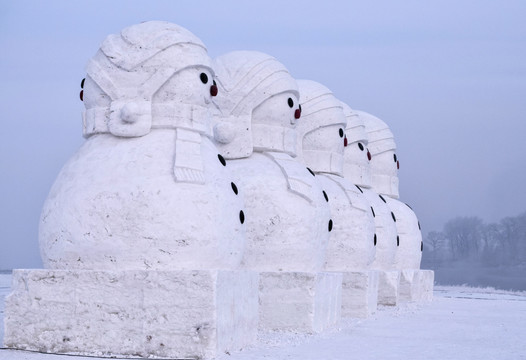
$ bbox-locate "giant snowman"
[39,21,246,271]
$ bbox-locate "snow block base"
[415,269,434,301]
[4,269,259,359]
[398,269,418,302]
[398,269,434,302]
[341,270,379,318]
[377,270,400,306]
[258,272,342,333]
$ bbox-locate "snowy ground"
[1,273,525,360]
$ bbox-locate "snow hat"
[296,79,347,176]
[341,102,373,188]
[213,51,300,158]
[359,110,399,198]
[82,21,213,138]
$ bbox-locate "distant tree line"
[422,212,526,268]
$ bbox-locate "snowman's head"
[359,110,399,198]
[296,80,347,176]
[213,51,300,158]
[341,102,373,188]
[81,21,216,138]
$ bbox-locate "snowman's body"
[40,129,245,270]
[213,52,331,273]
[361,188,398,270]
[385,198,423,270]
[39,21,246,271]
[227,152,330,272]
[318,175,376,271]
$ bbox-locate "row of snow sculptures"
[4,20,433,360]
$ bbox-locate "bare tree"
[480,222,502,266]
[425,230,445,266]
[432,212,526,290]
[444,216,483,260]
[498,213,526,265]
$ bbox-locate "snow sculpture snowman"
[213,51,331,272]
[359,110,423,270]
[295,80,376,272]
[39,21,246,271]
[342,107,398,271]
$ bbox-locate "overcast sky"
[1,0,525,269]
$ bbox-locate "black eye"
[358,143,364,151]
[393,153,397,162]
[200,73,208,84]
[288,98,294,108]
[339,128,344,138]
[213,79,217,86]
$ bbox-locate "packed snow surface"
[1,274,525,360]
